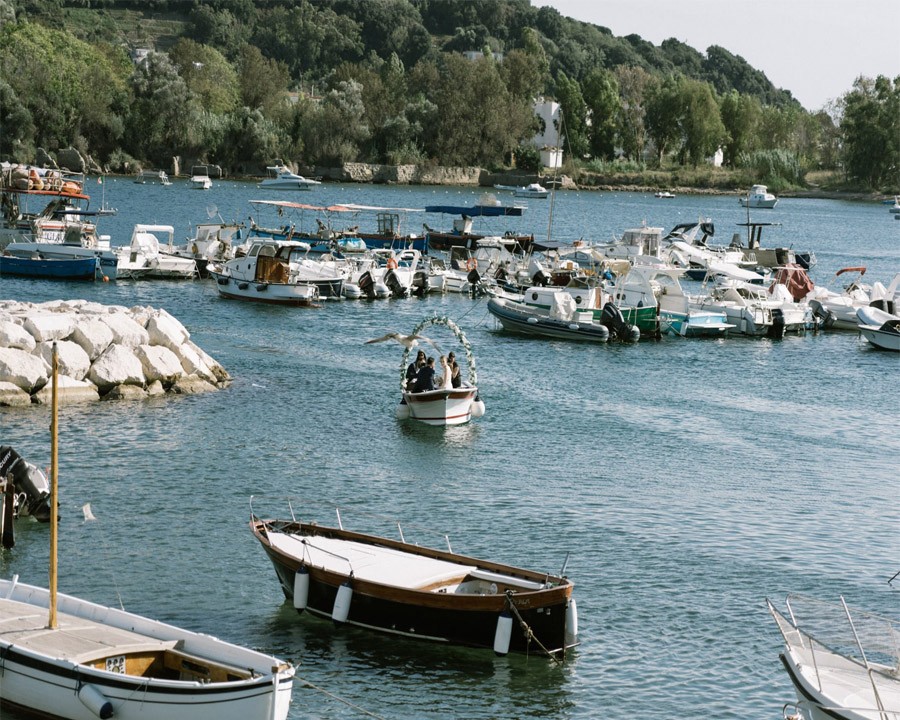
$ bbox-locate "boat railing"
[1,165,87,196]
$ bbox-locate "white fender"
[493,610,513,656]
[293,567,309,611]
[470,398,485,418]
[565,598,578,645]
[396,402,410,420]
[78,683,114,719]
[332,581,352,624]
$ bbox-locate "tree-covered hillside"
[1,0,897,191]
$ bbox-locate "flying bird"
[365,332,442,352]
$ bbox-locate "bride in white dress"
[438,356,453,390]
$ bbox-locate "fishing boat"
[250,500,578,657]
[393,316,484,426]
[0,346,296,720]
[0,252,99,280]
[259,165,321,190]
[768,594,900,720]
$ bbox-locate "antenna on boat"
[48,342,59,629]
[559,550,570,577]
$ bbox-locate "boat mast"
[48,341,58,629]
[545,109,563,244]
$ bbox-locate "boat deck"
[0,597,177,663]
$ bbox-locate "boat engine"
[767,307,787,339]
[357,271,377,300]
[809,299,836,329]
[384,269,408,299]
[600,303,640,342]
[0,446,52,522]
[466,268,481,297]
[411,270,429,297]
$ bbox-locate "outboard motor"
[384,269,407,299]
[411,270,429,297]
[467,268,481,297]
[531,270,549,287]
[357,271,377,300]
[600,303,640,342]
[767,308,787,339]
[809,299,836,330]
[0,446,51,522]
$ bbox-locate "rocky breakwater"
[0,300,230,407]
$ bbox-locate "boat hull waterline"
[402,387,479,425]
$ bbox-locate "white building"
[532,98,563,169]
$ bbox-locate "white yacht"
[258,165,321,190]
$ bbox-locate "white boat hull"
[402,388,478,426]
[0,579,294,720]
[210,270,320,306]
[859,323,900,351]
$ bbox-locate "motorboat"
[167,219,245,278]
[768,594,900,720]
[856,306,900,351]
[494,182,549,199]
[699,277,813,337]
[0,347,295,720]
[655,190,675,198]
[208,238,322,306]
[739,184,778,208]
[731,221,815,271]
[0,445,51,530]
[807,269,899,331]
[488,295,616,342]
[189,166,212,190]
[888,196,900,214]
[250,500,577,656]
[0,252,99,281]
[134,169,171,185]
[115,224,198,279]
[258,165,321,190]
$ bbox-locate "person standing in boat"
[447,352,462,388]
[438,356,453,390]
[413,356,436,392]
[406,350,425,391]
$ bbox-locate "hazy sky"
[533,0,900,110]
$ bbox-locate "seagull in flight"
[365,332,442,352]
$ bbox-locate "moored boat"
[0,252,99,281]
[250,501,578,657]
[259,165,321,190]
[739,184,778,208]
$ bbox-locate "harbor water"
[1,178,898,719]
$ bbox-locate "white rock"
[177,341,216,383]
[69,318,114,360]
[32,375,99,404]
[0,347,49,393]
[146,380,165,396]
[0,380,32,407]
[171,375,218,394]
[147,309,190,351]
[101,312,150,347]
[134,344,184,384]
[184,340,229,382]
[87,344,145,392]
[0,320,36,351]
[22,314,76,342]
[101,385,148,401]
[35,340,91,381]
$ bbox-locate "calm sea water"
[1,178,898,720]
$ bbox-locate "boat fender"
[471,397,485,419]
[396,402,410,420]
[293,566,309,612]
[493,610,513,656]
[78,683,114,719]
[565,598,579,646]
[332,580,353,625]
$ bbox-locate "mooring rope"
[298,675,386,719]
[504,590,564,666]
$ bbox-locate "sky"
[532,0,900,110]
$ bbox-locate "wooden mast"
[48,341,58,629]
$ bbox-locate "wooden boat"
[0,345,295,720]
[250,502,578,657]
[0,253,98,280]
[768,594,900,720]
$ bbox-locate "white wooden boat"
[189,166,212,190]
[0,346,295,720]
[768,594,900,720]
[251,501,577,656]
[259,165,321,190]
[739,184,778,208]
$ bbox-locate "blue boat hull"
[0,255,98,280]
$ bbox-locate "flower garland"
[399,314,477,391]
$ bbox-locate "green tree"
[644,75,681,165]
[237,44,292,116]
[169,38,240,115]
[582,67,620,160]
[300,79,370,166]
[840,74,900,188]
[677,78,725,165]
[554,71,588,159]
[719,90,761,166]
[614,65,651,161]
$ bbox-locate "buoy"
[102,275,109,282]
[493,610,513,656]
[78,683,114,719]
[332,581,352,625]
[565,598,579,646]
[293,566,309,611]
[470,397,485,418]
[395,402,410,420]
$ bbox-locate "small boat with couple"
[365,316,485,426]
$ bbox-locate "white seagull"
[365,332,442,352]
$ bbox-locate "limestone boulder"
[0,347,48,393]
[134,344,184,385]
[33,375,99,405]
[22,314,76,342]
[183,340,229,383]
[35,340,91,381]
[0,320,36,351]
[171,375,218,395]
[176,342,216,383]
[101,312,150,347]
[102,385,148,401]
[0,381,32,407]
[87,345,145,392]
[147,310,190,352]
[70,318,114,360]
